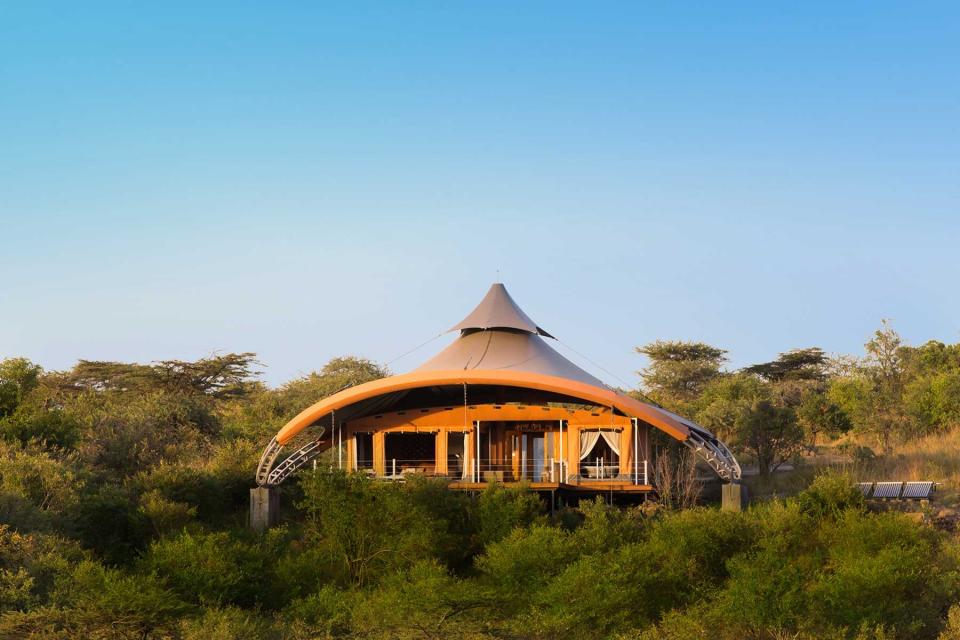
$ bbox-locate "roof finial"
[496,268,501,283]
[447,282,554,338]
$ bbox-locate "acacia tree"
[696,373,804,476]
[635,341,727,410]
[57,353,262,399]
[736,399,804,476]
[743,347,827,383]
[745,348,850,449]
[797,391,851,448]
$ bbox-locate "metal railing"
[353,457,649,485]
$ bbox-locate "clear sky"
[2,2,959,386]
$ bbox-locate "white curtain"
[579,430,621,460]
[600,430,620,456]
[579,431,602,461]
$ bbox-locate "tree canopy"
[2,323,960,637]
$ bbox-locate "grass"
[734,427,960,508]
[845,428,960,507]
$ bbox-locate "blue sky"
[2,2,959,386]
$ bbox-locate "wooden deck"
[447,480,654,493]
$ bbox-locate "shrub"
[939,605,960,640]
[284,585,357,636]
[0,560,190,640]
[0,526,84,612]
[797,471,866,518]
[351,560,486,639]
[0,441,83,532]
[808,511,958,637]
[0,409,80,449]
[179,606,280,640]
[298,471,439,586]
[475,524,575,614]
[138,489,196,536]
[572,498,646,554]
[70,484,152,564]
[476,481,544,545]
[141,529,280,608]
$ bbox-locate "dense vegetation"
[3,321,960,639]
[638,321,960,478]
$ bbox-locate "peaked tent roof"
[448,283,554,337]
[419,317,604,387]
[265,282,742,483]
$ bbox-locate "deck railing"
[355,457,649,485]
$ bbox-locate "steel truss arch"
[256,427,328,487]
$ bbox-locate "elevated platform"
[448,480,654,493]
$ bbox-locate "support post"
[475,420,480,483]
[250,486,280,532]
[559,420,564,483]
[721,483,747,512]
[632,417,638,485]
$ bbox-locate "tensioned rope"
[553,337,663,409]
[383,332,446,369]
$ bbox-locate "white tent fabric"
[600,430,620,455]
[579,429,621,460]
[579,431,602,461]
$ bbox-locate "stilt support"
[721,483,747,512]
[250,486,280,531]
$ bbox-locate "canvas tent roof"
[266,283,741,483]
[415,330,604,386]
[448,283,554,337]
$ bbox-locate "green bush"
[0,526,85,613]
[284,585,357,636]
[0,409,80,449]
[141,529,282,608]
[808,511,957,637]
[351,560,486,639]
[797,471,866,518]
[0,560,190,640]
[475,524,575,614]
[476,481,544,545]
[70,484,152,564]
[138,489,197,536]
[297,470,440,586]
[0,441,83,533]
[179,606,280,640]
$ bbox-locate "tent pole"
[333,411,341,470]
[474,420,480,482]
[633,418,638,485]
[559,420,564,483]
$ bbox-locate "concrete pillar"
[250,486,280,531]
[721,483,747,512]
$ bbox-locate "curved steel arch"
[257,369,741,486]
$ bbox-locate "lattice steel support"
[267,435,329,485]
[256,427,329,487]
[683,429,742,483]
[256,437,284,486]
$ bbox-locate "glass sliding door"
[531,434,545,481]
[447,432,466,479]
